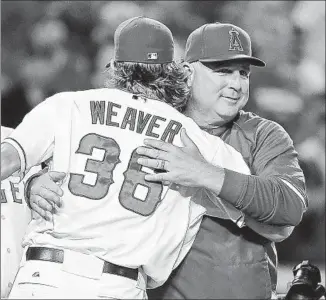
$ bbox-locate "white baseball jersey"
[1,126,40,298]
[3,88,250,288]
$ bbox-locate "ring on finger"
[156,160,161,169]
[160,160,166,170]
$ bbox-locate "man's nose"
[228,71,241,91]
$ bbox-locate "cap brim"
[199,54,266,67]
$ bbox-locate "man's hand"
[29,171,65,221]
[136,128,215,187]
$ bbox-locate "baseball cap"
[114,16,174,64]
[185,22,266,67]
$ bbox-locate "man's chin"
[215,103,240,120]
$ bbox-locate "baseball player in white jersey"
[1,17,250,299]
[1,126,41,298]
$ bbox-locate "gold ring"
[161,160,165,170]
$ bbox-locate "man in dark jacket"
[138,22,307,299]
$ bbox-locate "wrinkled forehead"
[201,60,251,71]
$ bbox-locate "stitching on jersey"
[170,199,203,272]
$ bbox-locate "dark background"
[1,1,325,293]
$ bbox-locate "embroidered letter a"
[229,28,243,51]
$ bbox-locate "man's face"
[189,60,251,126]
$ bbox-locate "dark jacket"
[148,111,307,299]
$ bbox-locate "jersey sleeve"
[203,131,250,174]
[179,120,250,227]
[2,95,60,176]
[200,131,251,226]
[251,120,308,209]
[181,118,250,174]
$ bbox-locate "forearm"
[1,143,21,180]
[219,169,305,226]
[197,165,296,241]
[196,162,226,194]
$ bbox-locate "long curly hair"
[104,61,191,112]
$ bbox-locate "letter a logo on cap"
[229,28,243,51]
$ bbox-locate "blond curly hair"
[105,61,190,112]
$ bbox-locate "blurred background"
[1,0,325,293]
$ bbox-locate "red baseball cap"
[185,22,266,67]
[114,16,174,64]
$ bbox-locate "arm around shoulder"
[1,142,22,180]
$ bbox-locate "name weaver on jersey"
[90,100,182,143]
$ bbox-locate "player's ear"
[182,62,194,87]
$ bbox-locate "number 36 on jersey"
[68,133,163,216]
